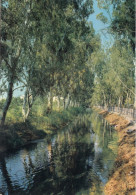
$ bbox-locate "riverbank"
[0,107,84,153]
[96,108,135,195]
[0,121,47,153]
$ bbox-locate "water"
[0,111,118,195]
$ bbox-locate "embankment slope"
[98,109,135,195]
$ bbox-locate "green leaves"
[91,41,134,107]
[96,13,108,23]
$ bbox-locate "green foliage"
[96,0,135,52]
[91,42,134,107]
[31,106,85,131]
[0,120,46,149]
[0,0,98,127]
[1,0,134,129]
[111,0,135,51]
[96,13,108,23]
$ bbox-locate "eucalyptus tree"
[0,0,30,126]
[31,0,96,110]
[1,0,48,124]
[110,0,135,52]
[108,42,134,106]
[90,47,107,106]
[96,0,134,49]
[91,43,134,107]
[0,0,100,126]
[96,0,135,108]
[106,0,135,108]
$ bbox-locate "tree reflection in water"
[0,111,118,195]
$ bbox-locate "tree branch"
[13,85,25,92]
[110,63,135,95]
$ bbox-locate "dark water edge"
[0,111,118,195]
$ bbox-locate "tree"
[0,0,36,126]
[96,0,135,50]
[91,43,134,107]
[96,0,135,108]
[0,0,99,126]
[1,1,23,126]
[31,0,96,109]
[110,0,135,52]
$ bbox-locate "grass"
[31,107,85,132]
[0,100,85,151]
[0,120,46,151]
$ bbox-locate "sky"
[89,0,113,46]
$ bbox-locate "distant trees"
[93,0,135,108]
[91,42,134,107]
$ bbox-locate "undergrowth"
[0,106,85,151]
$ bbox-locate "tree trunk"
[57,96,61,110]
[50,89,53,111]
[1,78,14,127]
[22,89,34,122]
[103,92,107,109]
[63,97,66,109]
[0,40,21,127]
[65,94,70,109]
[118,97,121,107]
[22,89,28,122]
[134,59,136,109]
[70,100,73,107]
[47,88,53,111]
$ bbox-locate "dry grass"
[98,109,135,195]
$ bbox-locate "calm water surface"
[0,111,118,195]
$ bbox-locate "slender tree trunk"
[103,92,107,109]
[118,97,121,107]
[47,93,50,107]
[50,88,53,111]
[65,94,70,109]
[47,88,53,110]
[0,41,21,127]
[134,60,136,109]
[47,88,53,112]
[109,94,111,106]
[63,97,66,109]
[126,92,129,109]
[1,78,14,127]
[58,96,61,110]
[120,96,122,108]
[22,89,28,122]
[22,89,34,122]
[70,100,73,107]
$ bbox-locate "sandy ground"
[97,109,135,195]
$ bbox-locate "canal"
[0,111,118,195]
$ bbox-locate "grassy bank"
[0,106,85,152]
[30,106,85,133]
[0,121,46,152]
[95,108,135,195]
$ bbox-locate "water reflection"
[0,111,118,195]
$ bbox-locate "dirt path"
[96,109,135,195]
